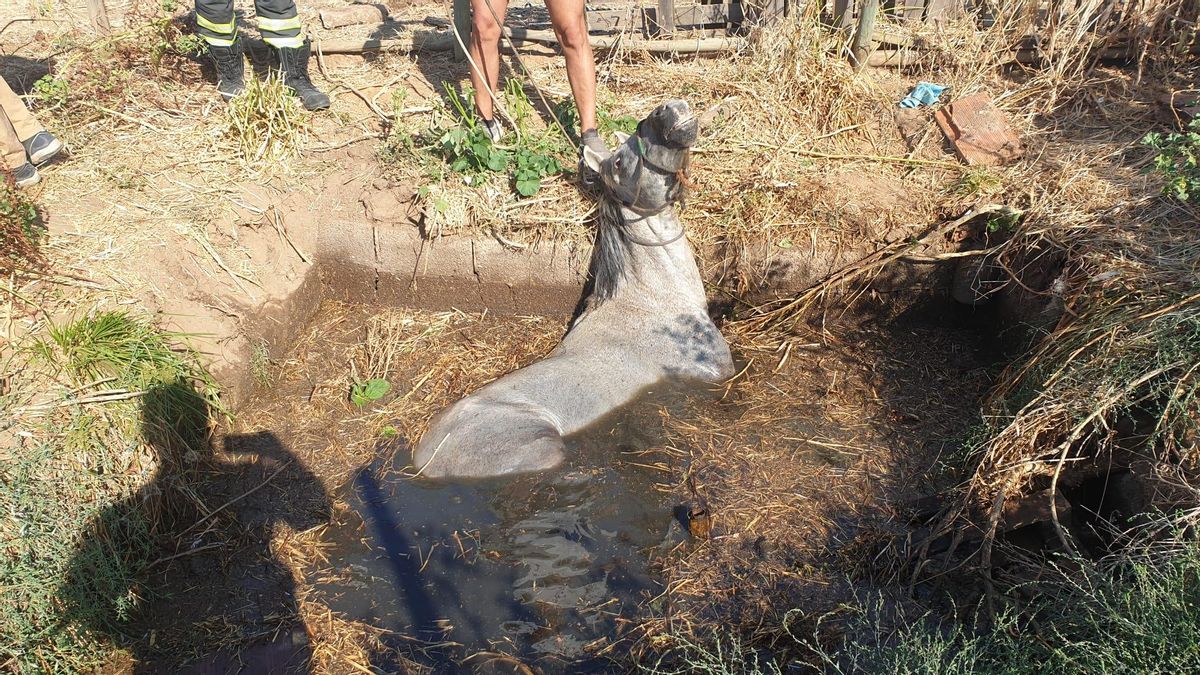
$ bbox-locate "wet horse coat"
[412,100,734,477]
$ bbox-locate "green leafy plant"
[1144,119,1200,203]
[32,75,69,108]
[985,211,1020,234]
[350,378,390,407]
[437,84,509,180]
[513,147,562,196]
[434,83,564,196]
[553,100,637,144]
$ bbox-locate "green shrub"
[1143,119,1200,203]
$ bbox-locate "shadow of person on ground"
[58,380,331,673]
[0,55,52,94]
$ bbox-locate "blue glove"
[899,82,947,108]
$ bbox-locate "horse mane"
[587,195,630,304]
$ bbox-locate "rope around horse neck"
[620,217,686,247]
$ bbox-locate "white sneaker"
[482,118,503,143]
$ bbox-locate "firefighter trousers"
[195,0,304,48]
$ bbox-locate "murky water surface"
[306,387,704,671]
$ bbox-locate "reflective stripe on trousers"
[194,0,304,46]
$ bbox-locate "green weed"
[642,633,783,675]
[807,545,1200,674]
[432,83,564,196]
[32,74,69,108]
[1143,119,1200,203]
[953,167,1004,198]
[553,99,637,145]
[350,378,390,407]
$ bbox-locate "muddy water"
[222,296,995,674]
[305,386,708,672]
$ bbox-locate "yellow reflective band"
[256,16,303,31]
[201,35,236,46]
[262,35,305,48]
[196,15,235,34]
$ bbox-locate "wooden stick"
[86,0,112,35]
[315,28,743,55]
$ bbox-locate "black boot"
[277,39,330,111]
[207,38,245,101]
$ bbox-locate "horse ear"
[582,144,606,173]
[613,131,631,145]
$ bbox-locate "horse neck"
[617,207,706,308]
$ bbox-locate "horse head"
[582,99,698,216]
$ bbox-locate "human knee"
[472,11,503,42]
[553,17,588,52]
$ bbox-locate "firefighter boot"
[207,37,246,101]
[278,40,330,111]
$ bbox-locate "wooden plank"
[934,93,1023,166]
[86,0,111,34]
[585,8,651,33]
[587,4,740,32]
[923,0,961,21]
[658,0,676,35]
[833,0,853,29]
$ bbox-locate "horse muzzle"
[651,100,699,149]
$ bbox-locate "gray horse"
[412,100,734,478]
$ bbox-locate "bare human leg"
[544,0,597,136]
[468,0,509,124]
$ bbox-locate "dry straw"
[225,73,310,167]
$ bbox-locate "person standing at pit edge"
[195,0,330,111]
[466,0,607,172]
[0,76,64,188]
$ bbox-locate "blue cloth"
[899,82,947,109]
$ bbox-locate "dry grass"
[225,74,311,167]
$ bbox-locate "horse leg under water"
[411,397,565,478]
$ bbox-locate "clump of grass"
[3,312,218,671]
[642,633,783,674]
[225,73,309,166]
[809,544,1200,673]
[0,175,45,275]
[34,311,214,394]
